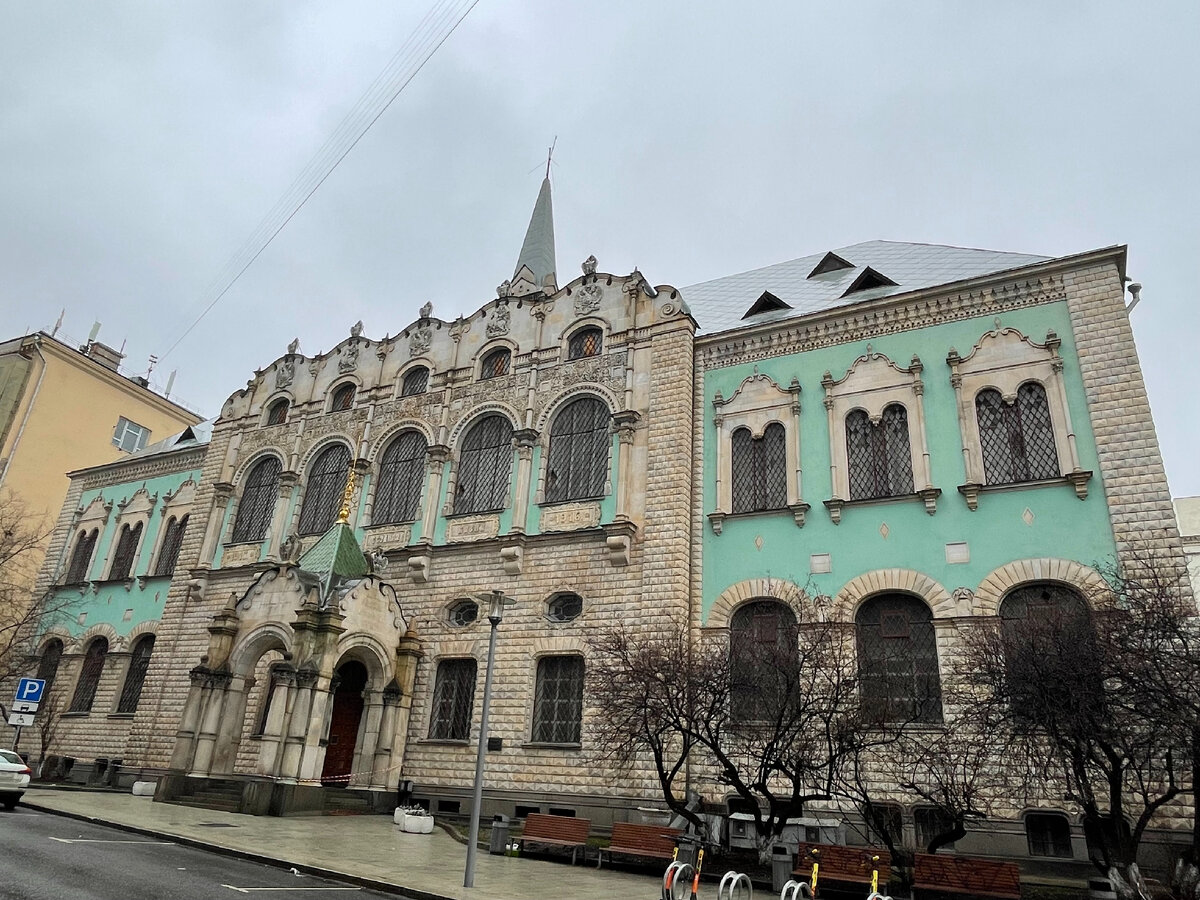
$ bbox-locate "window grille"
[976,384,1060,485]
[453,416,514,514]
[448,600,479,626]
[297,444,353,535]
[730,422,788,513]
[116,635,155,713]
[36,639,63,699]
[266,400,288,425]
[108,521,143,580]
[330,383,356,411]
[914,807,956,851]
[65,529,98,583]
[856,594,942,723]
[69,638,108,713]
[547,593,583,623]
[480,349,510,379]
[544,398,609,503]
[846,405,914,500]
[567,328,602,360]
[153,515,189,577]
[729,600,799,721]
[429,658,477,740]
[999,583,1097,718]
[1025,813,1072,858]
[532,655,584,744]
[231,457,282,543]
[374,432,427,524]
[112,416,150,453]
[401,366,430,397]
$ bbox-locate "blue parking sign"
[15,677,45,704]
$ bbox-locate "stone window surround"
[533,390,617,507]
[419,650,481,745]
[146,479,196,579]
[362,422,435,529]
[710,370,808,534]
[822,348,939,525]
[560,318,609,361]
[395,359,435,399]
[326,377,360,413]
[946,326,1091,510]
[219,449,290,564]
[109,623,159,717]
[441,407,519,518]
[524,648,586,749]
[474,338,518,381]
[100,487,158,582]
[262,391,293,427]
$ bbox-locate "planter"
[403,813,435,834]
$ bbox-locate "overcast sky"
[2,1,1197,496]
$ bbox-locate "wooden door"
[321,662,367,785]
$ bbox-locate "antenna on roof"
[546,136,557,179]
[88,321,101,343]
[165,369,177,398]
[147,354,159,378]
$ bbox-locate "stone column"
[371,685,402,789]
[386,634,423,790]
[509,429,537,534]
[198,483,234,568]
[168,668,209,772]
[189,670,232,776]
[350,689,382,788]
[278,668,317,782]
[266,472,299,561]
[612,411,639,522]
[211,674,251,774]
[256,664,295,777]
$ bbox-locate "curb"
[20,797,453,900]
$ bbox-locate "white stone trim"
[706,577,810,628]
[972,557,1110,616]
[833,569,954,620]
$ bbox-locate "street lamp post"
[464,590,513,889]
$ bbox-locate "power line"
[160,0,481,361]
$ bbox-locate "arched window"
[729,600,798,721]
[108,522,143,580]
[36,639,63,698]
[373,431,427,524]
[153,514,189,577]
[480,348,511,380]
[976,383,1060,485]
[846,405,914,500]
[453,416,514,515]
[69,637,109,713]
[231,457,282,544]
[567,327,602,360]
[266,399,289,426]
[65,528,99,583]
[298,443,353,535]
[731,423,787,513]
[330,383,356,411]
[401,366,429,397]
[856,594,942,723]
[117,634,155,713]
[545,398,610,503]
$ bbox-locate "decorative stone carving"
[361,524,412,552]
[486,304,511,338]
[339,339,360,373]
[410,325,432,356]
[350,320,364,338]
[287,337,301,355]
[221,542,262,568]
[574,282,602,316]
[419,301,433,319]
[276,355,295,389]
[499,544,522,576]
[445,514,500,543]
[540,501,602,533]
[952,587,975,616]
[407,551,431,583]
[581,255,597,275]
[279,533,301,564]
[496,279,511,298]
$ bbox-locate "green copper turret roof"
[298,522,369,579]
[513,176,556,291]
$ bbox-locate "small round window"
[449,599,479,627]
[547,593,583,623]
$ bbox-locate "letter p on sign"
[16,677,45,703]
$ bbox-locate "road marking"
[49,838,176,844]
[221,887,361,893]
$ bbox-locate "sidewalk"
[20,787,664,900]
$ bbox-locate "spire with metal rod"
[510,143,557,295]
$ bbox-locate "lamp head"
[475,590,516,624]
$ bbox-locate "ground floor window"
[531,655,584,744]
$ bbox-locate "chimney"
[85,341,125,372]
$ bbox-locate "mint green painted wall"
[701,301,1117,619]
[52,465,200,637]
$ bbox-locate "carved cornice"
[76,449,206,492]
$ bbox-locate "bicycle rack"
[717,870,753,900]
[778,881,813,900]
[662,860,696,900]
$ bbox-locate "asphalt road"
[0,805,399,900]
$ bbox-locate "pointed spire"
[512,175,557,294]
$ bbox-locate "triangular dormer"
[840,266,898,297]
[807,251,855,278]
[742,290,792,319]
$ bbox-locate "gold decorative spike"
[337,465,356,525]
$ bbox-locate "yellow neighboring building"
[0,331,203,585]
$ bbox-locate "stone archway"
[321,660,368,786]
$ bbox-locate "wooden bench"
[595,822,681,868]
[518,812,592,865]
[792,842,890,888]
[913,853,1022,899]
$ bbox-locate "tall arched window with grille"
[846,404,914,500]
[37,638,63,699]
[231,457,282,544]
[856,594,942,723]
[729,600,798,721]
[330,383,356,411]
[730,423,788,513]
[64,528,99,583]
[454,416,514,514]
[373,431,427,524]
[153,514,189,576]
[975,383,1060,485]
[117,634,155,713]
[69,637,109,713]
[567,327,602,359]
[298,444,353,535]
[108,522,143,580]
[544,398,610,503]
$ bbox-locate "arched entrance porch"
[321,660,368,785]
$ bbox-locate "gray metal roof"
[129,417,214,460]
[513,176,557,290]
[682,240,1050,335]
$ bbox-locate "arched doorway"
[321,660,368,785]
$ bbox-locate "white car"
[0,749,31,810]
